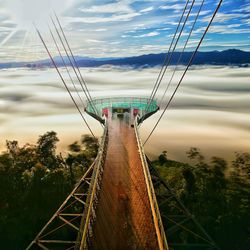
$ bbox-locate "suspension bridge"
[26,0,223,249]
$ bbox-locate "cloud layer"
[0,65,249,162]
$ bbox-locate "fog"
[0,65,249,162]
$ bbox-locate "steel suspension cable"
[53,13,97,114]
[146,0,196,113]
[143,0,223,145]
[143,0,190,116]
[159,0,205,107]
[35,26,96,138]
[48,25,86,108]
[50,17,98,115]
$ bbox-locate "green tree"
[81,135,98,160]
[186,147,205,162]
[153,148,249,250]
[158,150,167,165]
[36,131,60,169]
[0,131,99,250]
[232,152,250,178]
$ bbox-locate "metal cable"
[53,12,98,115]
[50,16,98,115]
[35,26,96,138]
[143,0,190,119]
[48,25,86,109]
[146,0,196,113]
[159,0,205,107]
[143,0,223,145]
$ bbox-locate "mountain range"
[0,49,249,69]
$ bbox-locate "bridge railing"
[134,118,169,250]
[86,96,158,117]
[76,123,109,250]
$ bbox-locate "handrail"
[88,97,157,108]
[134,118,169,250]
[86,96,158,117]
[90,96,157,102]
[77,123,109,250]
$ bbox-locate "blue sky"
[0,0,249,62]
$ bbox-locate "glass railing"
[86,96,158,117]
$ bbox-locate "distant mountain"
[76,49,250,67]
[0,49,249,69]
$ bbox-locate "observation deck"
[85,96,159,124]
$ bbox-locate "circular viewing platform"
[86,96,159,118]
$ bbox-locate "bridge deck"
[90,114,159,249]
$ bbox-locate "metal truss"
[25,162,95,250]
[146,156,219,250]
[26,125,109,250]
[76,125,108,249]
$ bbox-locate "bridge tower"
[26,97,217,250]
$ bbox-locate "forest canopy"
[0,132,249,250]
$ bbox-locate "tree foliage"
[0,131,98,250]
[153,148,250,250]
[0,132,249,250]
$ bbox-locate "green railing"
[86,96,158,117]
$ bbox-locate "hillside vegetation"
[0,132,249,250]
[152,148,249,250]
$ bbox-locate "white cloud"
[79,2,133,14]
[140,6,154,13]
[156,27,170,31]
[68,12,141,24]
[123,31,160,38]
[1,66,250,161]
[209,25,250,34]
[159,3,184,11]
[234,3,250,13]
[202,13,249,23]
[86,39,105,43]
[136,31,160,37]
[94,28,107,32]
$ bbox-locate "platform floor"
[90,114,159,250]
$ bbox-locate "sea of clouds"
[0,65,249,162]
